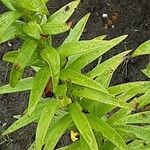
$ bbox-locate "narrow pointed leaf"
[60,69,108,93]
[63,13,90,44]
[2,100,48,135]
[3,51,19,63]
[15,0,48,14]
[87,51,131,78]
[0,78,33,95]
[108,81,150,96]
[114,111,150,125]
[1,0,16,10]
[44,115,72,150]
[23,21,43,39]
[36,100,58,150]
[9,39,37,87]
[48,0,80,23]
[132,40,150,57]
[142,63,150,78]
[42,22,70,35]
[58,35,127,57]
[69,102,98,150]
[27,66,51,115]
[70,84,129,108]
[0,21,25,44]
[0,11,21,41]
[87,115,127,150]
[137,90,150,108]
[40,47,60,92]
[115,125,150,143]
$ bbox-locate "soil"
[0,0,150,149]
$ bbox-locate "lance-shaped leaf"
[142,63,150,78]
[48,0,80,24]
[35,100,58,150]
[58,35,127,57]
[69,102,98,150]
[137,90,150,108]
[63,13,90,44]
[106,108,131,125]
[42,22,70,35]
[114,111,150,125]
[60,69,108,93]
[87,50,131,78]
[9,39,37,87]
[1,0,16,10]
[108,81,150,96]
[115,125,150,143]
[0,77,33,95]
[44,114,72,150]
[65,36,107,68]
[40,47,60,92]
[70,84,129,108]
[132,40,150,57]
[2,100,48,135]
[27,66,51,115]
[80,136,91,150]
[3,51,19,63]
[114,140,150,150]
[0,21,25,44]
[3,50,45,68]
[23,21,43,40]
[87,115,127,150]
[0,11,21,41]
[15,0,48,14]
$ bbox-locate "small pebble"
[112,25,115,28]
[102,14,108,18]
[7,41,12,47]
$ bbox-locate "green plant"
[0,0,150,150]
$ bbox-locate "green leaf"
[48,0,80,24]
[56,141,80,150]
[9,39,37,87]
[27,66,51,115]
[106,108,131,125]
[114,111,150,125]
[2,100,48,135]
[137,90,150,108]
[80,136,91,150]
[60,68,108,93]
[142,63,150,78]
[70,84,130,108]
[40,47,60,92]
[44,114,72,150]
[36,100,58,150]
[1,0,16,10]
[115,125,150,143]
[87,51,131,79]
[0,11,21,41]
[132,40,150,57]
[87,115,127,150]
[58,35,127,57]
[42,22,70,35]
[63,13,90,44]
[15,0,48,14]
[0,21,25,44]
[113,140,147,150]
[3,51,19,63]
[0,77,33,95]
[69,102,98,150]
[23,21,43,39]
[108,81,150,96]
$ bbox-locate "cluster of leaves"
[0,0,150,150]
